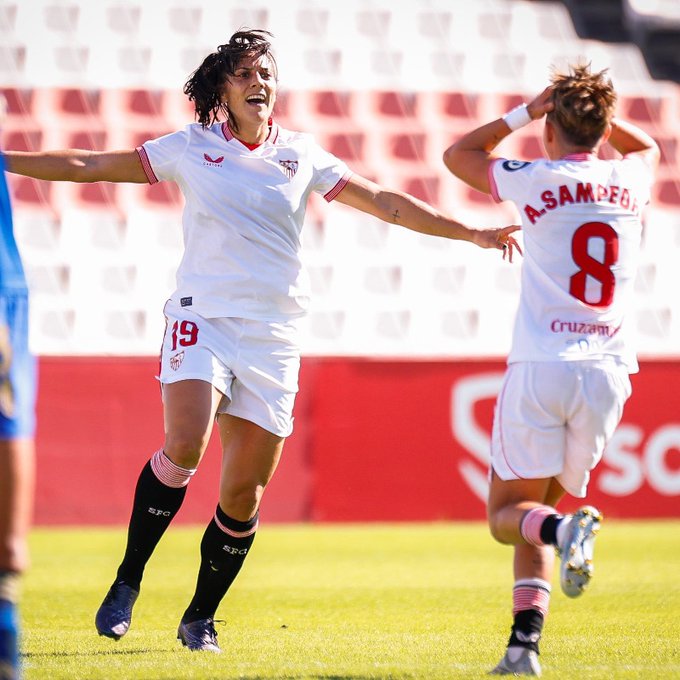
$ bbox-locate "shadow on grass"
[23,647,167,658]
[237,677,415,680]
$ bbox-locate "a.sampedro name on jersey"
[489,153,654,372]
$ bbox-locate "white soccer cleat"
[558,505,603,598]
[490,646,542,676]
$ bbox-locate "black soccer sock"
[115,450,195,590]
[508,609,545,654]
[507,578,551,654]
[181,505,259,624]
[539,513,564,547]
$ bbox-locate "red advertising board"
[34,357,680,525]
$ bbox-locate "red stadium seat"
[352,90,419,134]
[0,87,34,119]
[2,127,43,152]
[324,132,366,163]
[400,174,441,205]
[312,91,353,119]
[517,135,544,160]
[656,179,680,206]
[7,176,53,210]
[74,182,119,209]
[138,182,182,208]
[376,91,417,119]
[31,88,102,142]
[63,128,108,151]
[100,88,166,129]
[464,185,496,207]
[618,95,664,124]
[656,136,678,168]
[388,132,427,162]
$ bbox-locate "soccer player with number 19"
[443,64,659,676]
[3,30,519,655]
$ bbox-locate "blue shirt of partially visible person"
[0,151,35,438]
[0,153,28,293]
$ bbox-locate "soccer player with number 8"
[443,63,659,676]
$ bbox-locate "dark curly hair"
[183,29,277,129]
[548,63,617,148]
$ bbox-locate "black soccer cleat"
[95,582,139,640]
[177,618,223,653]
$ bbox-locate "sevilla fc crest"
[279,160,298,179]
[169,351,185,371]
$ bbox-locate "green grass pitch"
[21,521,680,679]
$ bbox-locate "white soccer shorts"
[159,300,301,437]
[490,360,632,497]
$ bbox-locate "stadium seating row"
[4,86,679,213]
[0,0,672,94]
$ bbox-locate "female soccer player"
[3,30,518,653]
[443,64,658,675]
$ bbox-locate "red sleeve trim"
[324,171,353,202]
[136,146,159,185]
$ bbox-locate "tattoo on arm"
[391,209,400,223]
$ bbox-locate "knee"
[163,435,207,469]
[487,511,510,545]
[219,481,263,522]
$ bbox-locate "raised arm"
[607,118,660,172]
[334,173,519,258]
[1,149,148,184]
[443,86,554,194]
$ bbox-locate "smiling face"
[222,53,277,141]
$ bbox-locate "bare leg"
[0,438,34,679]
[179,415,284,649]
[488,473,566,675]
[96,380,222,640]
[0,438,35,574]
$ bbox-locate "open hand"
[527,86,554,120]
[475,225,522,262]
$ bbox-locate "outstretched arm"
[2,149,148,184]
[334,173,520,260]
[443,86,554,194]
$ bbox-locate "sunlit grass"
[21,521,680,679]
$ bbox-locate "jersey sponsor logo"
[180,296,192,307]
[169,351,185,371]
[279,159,298,179]
[550,319,621,337]
[203,153,225,166]
[502,160,530,172]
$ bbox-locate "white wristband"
[503,104,532,131]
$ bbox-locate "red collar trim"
[221,120,279,148]
[561,152,596,161]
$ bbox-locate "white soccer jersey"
[489,153,654,372]
[137,121,351,321]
